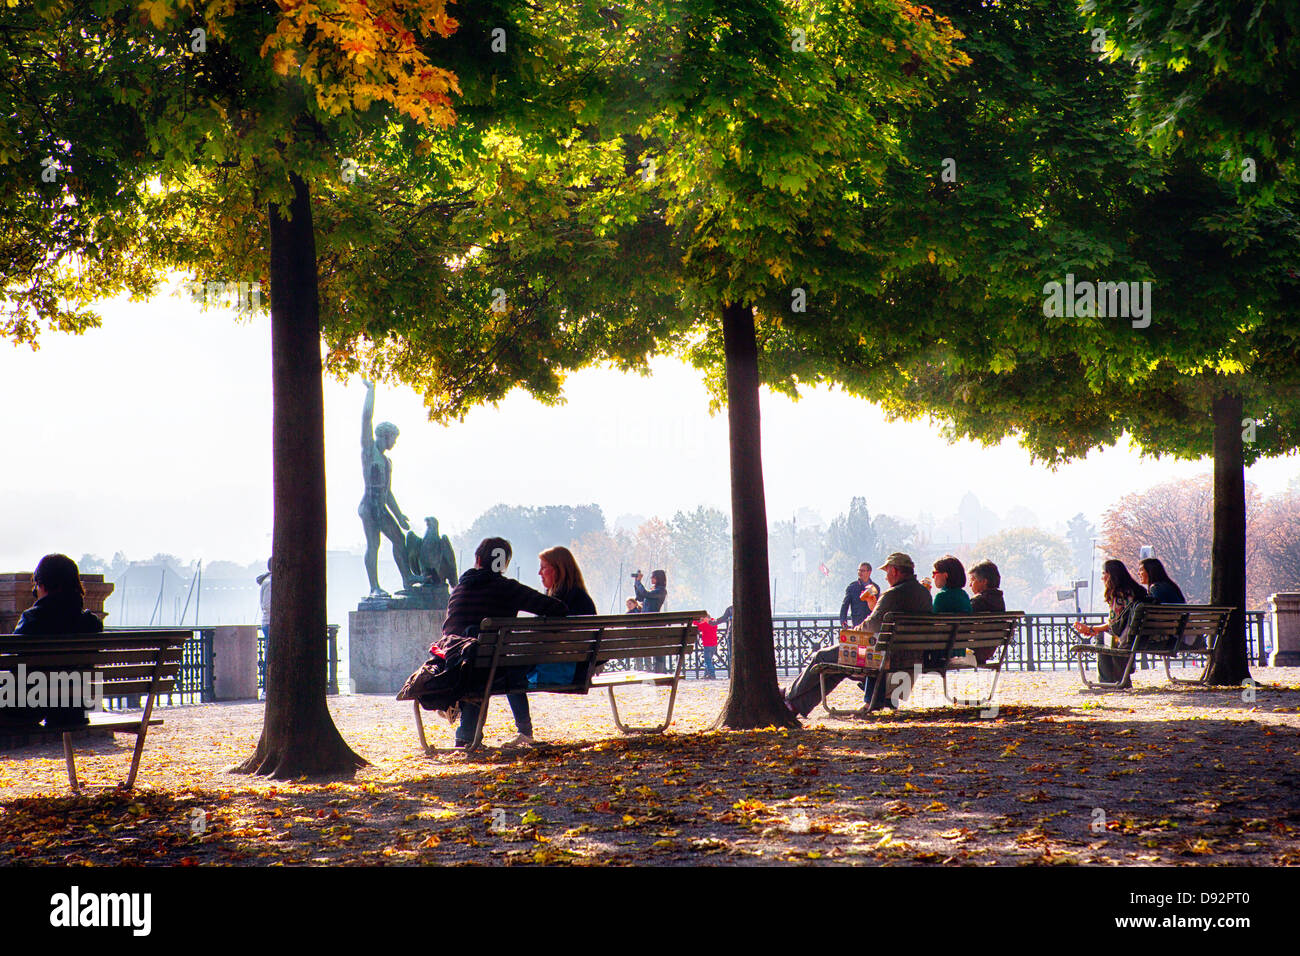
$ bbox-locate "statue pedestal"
[1269,592,1300,667]
[348,608,446,694]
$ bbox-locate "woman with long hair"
[530,546,598,692]
[1072,559,1149,688]
[7,553,102,728]
[538,546,596,615]
[1139,557,1186,605]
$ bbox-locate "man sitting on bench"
[443,537,568,749]
[783,552,932,719]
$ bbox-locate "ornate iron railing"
[101,626,211,709]
[676,609,1273,679]
[257,624,340,698]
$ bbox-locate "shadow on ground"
[3,702,1298,865]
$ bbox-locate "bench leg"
[413,701,431,754]
[1073,649,1135,691]
[817,670,861,717]
[469,693,491,751]
[941,667,997,707]
[606,683,674,735]
[63,732,78,792]
[1165,654,1213,686]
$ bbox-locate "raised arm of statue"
[361,380,376,449]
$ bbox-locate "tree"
[285,0,966,728]
[970,528,1072,613]
[1250,490,1300,609]
[3,0,463,776]
[1100,475,1265,604]
[856,0,1300,686]
[668,506,732,615]
[1083,0,1300,203]
[822,497,879,585]
[1066,513,1097,583]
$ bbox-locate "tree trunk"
[1206,390,1252,685]
[716,302,799,729]
[232,173,367,777]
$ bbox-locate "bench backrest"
[0,630,190,702]
[472,612,703,668]
[1127,604,1233,650]
[875,613,1025,655]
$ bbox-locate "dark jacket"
[634,580,666,613]
[860,574,934,680]
[443,568,567,637]
[970,588,1007,662]
[860,574,934,634]
[554,586,596,616]
[1148,580,1186,605]
[14,595,103,635]
[841,579,877,625]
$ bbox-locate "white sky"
[3,288,1297,573]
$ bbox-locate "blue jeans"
[701,647,716,679]
[862,673,898,710]
[456,693,532,746]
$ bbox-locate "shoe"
[502,733,536,750]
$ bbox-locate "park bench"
[412,611,703,751]
[0,629,189,790]
[811,613,1024,716]
[1069,603,1233,691]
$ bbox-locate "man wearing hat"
[783,552,933,719]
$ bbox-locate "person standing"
[840,563,879,626]
[257,560,272,642]
[633,570,667,612]
[695,616,720,679]
[633,569,668,672]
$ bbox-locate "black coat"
[554,586,596,616]
[14,595,103,635]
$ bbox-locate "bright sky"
[3,288,1297,573]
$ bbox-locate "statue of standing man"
[360,382,415,597]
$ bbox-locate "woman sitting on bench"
[5,553,102,729]
[530,546,597,689]
[1072,559,1149,689]
[1139,558,1186,605]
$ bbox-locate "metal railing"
[101,626,211,710]
[257,624,340,698]
[682,609,1273,679]
[99,624,341,710]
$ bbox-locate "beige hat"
[883,552,915,572]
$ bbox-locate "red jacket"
[695,618,719,648]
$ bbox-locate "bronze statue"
[359,382,415,597]
[405,516,458,609]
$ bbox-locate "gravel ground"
[2,667,1299,865]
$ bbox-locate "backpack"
[396,634,479,711]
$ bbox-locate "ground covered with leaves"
[2,668,1299,866]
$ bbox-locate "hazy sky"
[3,286,1297,573]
